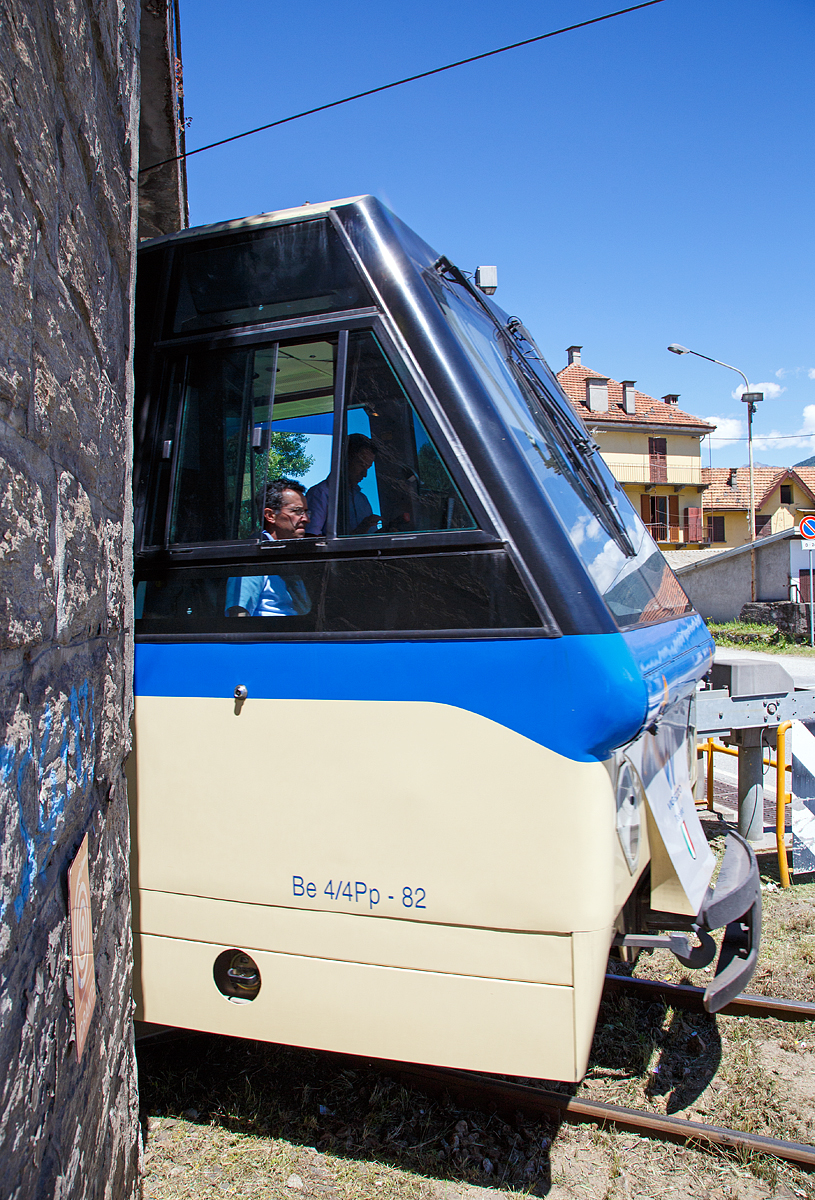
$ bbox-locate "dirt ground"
[137,821,815,1200]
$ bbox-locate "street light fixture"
[667,343,763,599]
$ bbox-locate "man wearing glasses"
[225,478,311,617]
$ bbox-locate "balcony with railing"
[643,522,709,546]
[602,458,704,486]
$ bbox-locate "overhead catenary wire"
[140,0,667,175]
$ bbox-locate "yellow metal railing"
[775,721,792,889]
[698,726,792,888]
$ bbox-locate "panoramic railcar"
[129,196,760,1081]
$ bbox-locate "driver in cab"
[225,478,311,617]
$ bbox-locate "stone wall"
[740,601,813,638]
[138,0,188,238]
[675,534,793,623]
[0,2,141,1197]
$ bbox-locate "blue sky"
[178,0,814,468]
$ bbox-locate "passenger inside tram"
[225,478,311,617]
[305,433,381,537]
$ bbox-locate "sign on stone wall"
[68,834,96,1060]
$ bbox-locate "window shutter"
[685,507,702,542]
[640,494,651,527]
[648,438,667,484]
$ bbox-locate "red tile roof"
[703,466,815,511]
[556,360,715,432]
[794,466,815,501]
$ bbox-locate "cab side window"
[143,337,337,548]
[336,332,476,538]
[169,348,259,543]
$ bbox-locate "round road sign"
[800,516,815,539]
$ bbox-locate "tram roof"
[138,196,371,250]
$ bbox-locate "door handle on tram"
[234,685,248,701]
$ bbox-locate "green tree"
[417,438,450,490]
[265,432,315,480]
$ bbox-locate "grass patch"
[705,618,815,654]
[138,1036,560,1197]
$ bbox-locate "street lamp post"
[667,344,763,600]
[668,344,768,846]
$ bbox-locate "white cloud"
[568,511,601,550]
[584,536,627,593]
[702,403,815,456]
[753,428,812,453]
[773,367,815,380]
[731,381,787,401]
[704,415,744,446]
[751,408,815,454]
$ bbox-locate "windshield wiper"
[501,321,635,554]
[434,257,635,557]
[501,330,636,556]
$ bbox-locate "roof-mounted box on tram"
[129,196,760,1082]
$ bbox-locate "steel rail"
[377,1061,815,1170]
[603,973,815,1022]
[135,1024,815,1168]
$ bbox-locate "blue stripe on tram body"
[622,613,714,727]
[134,615,713,762]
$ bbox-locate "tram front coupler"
[615,831,761,1014]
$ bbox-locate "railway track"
[602,972,815,1022]
[377,1060,815,1171]
[351,975,815,1171]
[136,975,815,1170]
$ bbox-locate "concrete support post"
[713,659,795,846]
[737,734,765,844]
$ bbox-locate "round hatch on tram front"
[213,949,262,1003]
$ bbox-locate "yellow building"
[556,347,714,548]
[701,466,815,548]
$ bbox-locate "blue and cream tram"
[130,196,760,1081]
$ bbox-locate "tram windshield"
[137,200,692,633]
[427,271,691,629]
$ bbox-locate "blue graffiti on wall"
[0,682,96,920]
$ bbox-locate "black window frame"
[163,215,375,339]
[133,544,550,643]
[136,313,502,564]
[134,235,557,638]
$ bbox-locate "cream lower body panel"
[130,697,627,933]
[134,891,614,1081]
[131,696,630,1079]
[136,889,575,983]
[137,933,582,1079]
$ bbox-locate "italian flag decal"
[681,819,697,860]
